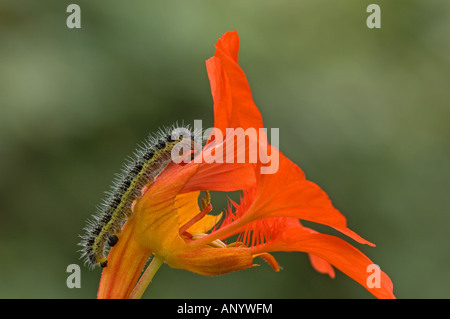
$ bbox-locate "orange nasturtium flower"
[97,31,395,299]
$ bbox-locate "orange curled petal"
[255,227,395,299]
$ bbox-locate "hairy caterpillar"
[79,125,198,268]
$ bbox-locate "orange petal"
[97,219,152,299]
[244,149,374,246]
[182,162,255,193]
[255,227,395,299]
[175,191,202,226]
[206,30,263,137]
[133,162,197,254]
[183,30,269,194]
[215,30,240,63]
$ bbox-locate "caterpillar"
[79,125,198,268]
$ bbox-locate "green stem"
[129,254,165,299]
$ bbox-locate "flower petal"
[133,162,198,253]
[175,191,202,226]
[97,219,152,299]
[215,30,240,63]
[246,149,374,246]
[253,226,395,299]
[206,30,263,136]
[175,191,222,234]
[183,30,271,194]
[182,162,255,193]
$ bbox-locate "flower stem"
[129,254,164,299]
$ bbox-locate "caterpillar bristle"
[79,124,200,269]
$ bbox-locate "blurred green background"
[0,0,449,299]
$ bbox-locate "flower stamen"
[192,233,227,248]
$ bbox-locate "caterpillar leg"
[88,252,108,268]
[99,257,108,268]
[108,235,119,247]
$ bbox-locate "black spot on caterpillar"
[79,125,200,269]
